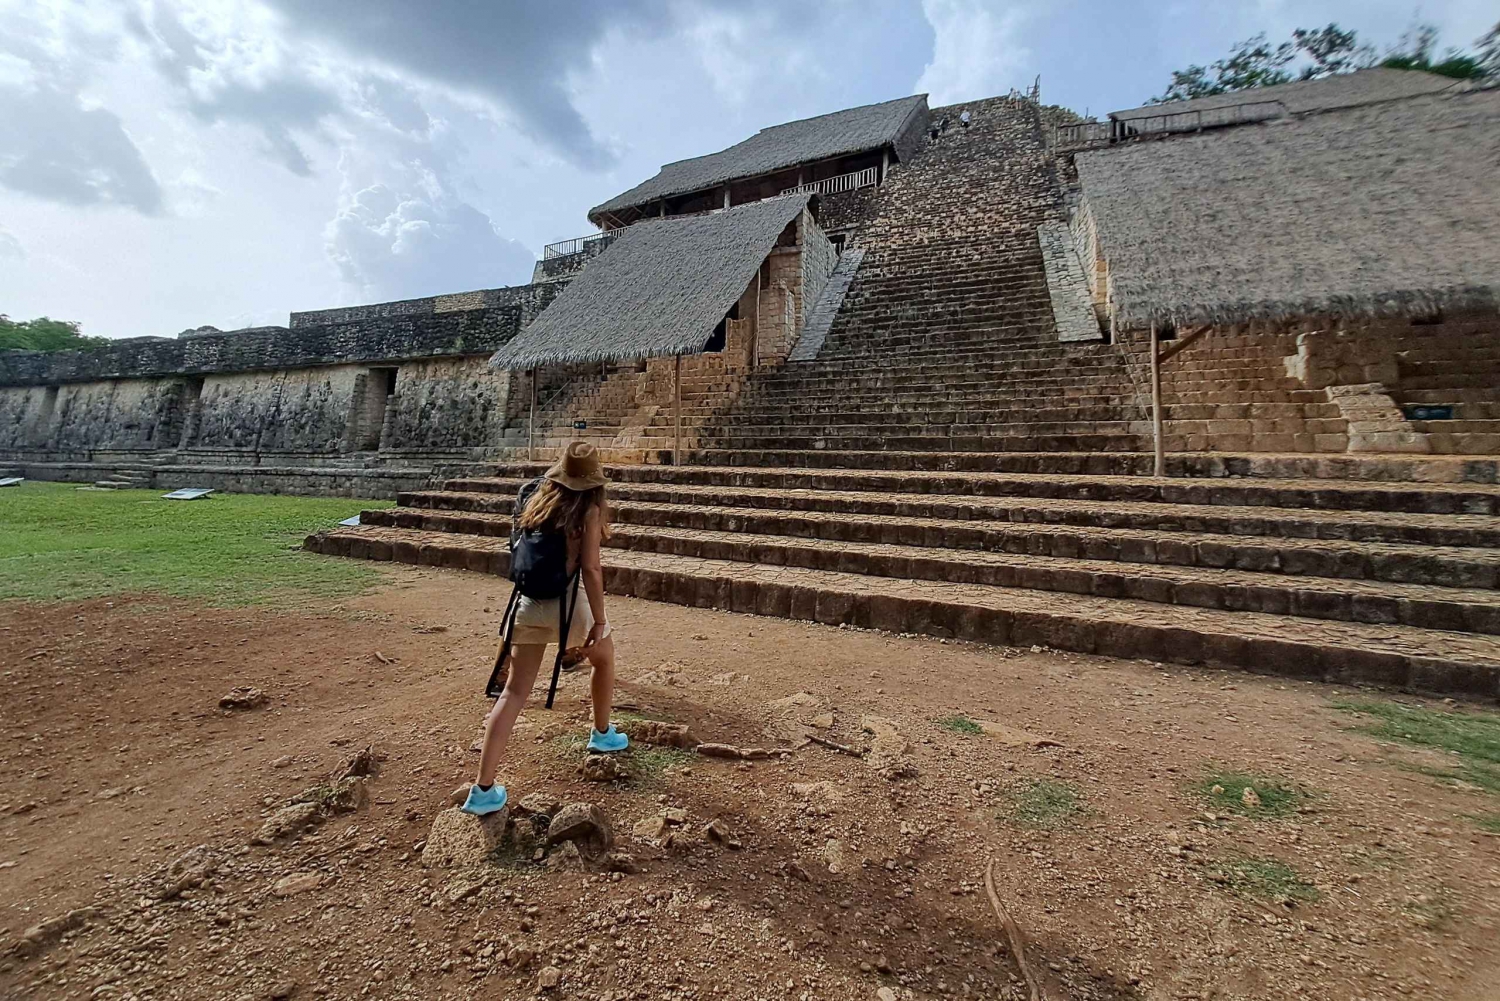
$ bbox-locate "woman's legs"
[584,634,616,734]
[475,643,546,788]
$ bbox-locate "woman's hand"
[585,621,609,648]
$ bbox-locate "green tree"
[1379,22,1489,80]
[0,315,106,352]
[1151,21,1491,104]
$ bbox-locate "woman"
[461,441,627,816]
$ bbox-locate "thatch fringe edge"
[488,337,708,372]
[1113,284,1499,331]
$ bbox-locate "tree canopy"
[0,315,106,353]
[1151,21,1497,104]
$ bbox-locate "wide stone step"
[384,495,1500,589]
[364,507,1500,633]
[439,476,1500,548]
[471,456,1500,504]
[697,433,1146,453]
[304,526,1500,697]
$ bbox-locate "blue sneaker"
[586,724,629,754]
[459,783,508,816]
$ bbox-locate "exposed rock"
[704,817,741,849]
[268,980,297,1000]
[862,715,918,780]
[1241,786,1262,809]
[10,907,95,959]
[663,807,688,824]
[787,860,813,883]
[290,775,368,816]
[696,743,745,760]
[582,754,630,783]
[632,815,668,842]
[604,851,639,874]
[514,792,562,818]
[546,803,613,859]
[766,691,832,743]
[790,781,843,815]
[631,720,698,748]
[272,872,325,897]
[449,782,473,807]
[154,845,221,900]
[251,802,321,845]
[811,712,835,729]
[219,686,268,711]
[976,720,1062,749]
[822,839,848,875]
[538,965,562,990]
[422,807,509,868]
[545,841,588,873]
[877,988,898,1001]
[331,746,380,781]
[271,755,295,769]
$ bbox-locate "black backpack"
[485,477,583,708]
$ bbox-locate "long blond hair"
[518,480,611,541]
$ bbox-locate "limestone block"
[422,807,509,868]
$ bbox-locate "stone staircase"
[306,458,1500,696]
[305,96,1500,696]
[1393,325,1500,454]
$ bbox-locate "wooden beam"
[528,369,536,463]
[1150,324,1164,478]
[673,355,683,466]
[1156,324,1211,365]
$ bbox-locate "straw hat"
[545,440,608,491]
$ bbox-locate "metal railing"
[543,231,615,259]
[782,165,880,197]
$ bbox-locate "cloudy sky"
[1,0,1493,340]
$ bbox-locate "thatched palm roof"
[490,194,813,370]
[1110,67,1457,122]
[1075,85,1500,330]
[589,95,925,223]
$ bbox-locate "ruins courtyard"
[1,485,1499,1001]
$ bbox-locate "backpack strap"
[543,569,583,710]
[484,584,523,698]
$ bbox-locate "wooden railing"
[1054,100,1284,151]
[782,165,880,197]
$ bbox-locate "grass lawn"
[0,481,391,605]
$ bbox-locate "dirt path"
[2,564,1497,1000]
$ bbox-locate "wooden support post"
[673,355,683,466]
[722,187,730,211]
[881,148,889,182]
[528,369,537,463]
[1150,324,1164,478]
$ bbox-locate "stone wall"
[0,287,561,388]
[46,378,193,452]
[530,235,616,285]
[1036,222,1102,342]
[190,367,362,453]
[384,356,510,451]
[0,386,54,450]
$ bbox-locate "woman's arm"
[581,505,608,641]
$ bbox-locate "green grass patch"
[999,778,1083,829]
[1335,699,1500,794]
[1466,814,1500,834]
[630,745,695,783]
[1209,855,1319,903]
[938,715,984,736]
[1195,770,1306,819]
[0,482,388,605]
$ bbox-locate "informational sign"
[0,477,22,487]
[339,515,362,526]
[162,488,215,501]
[1402,405,1454,421]
[573,420,588,430]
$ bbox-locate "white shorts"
[510,593,594,648]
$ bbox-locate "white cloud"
[325,169,534,301]
[0,224,23,260]
[915,0,1033,106]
